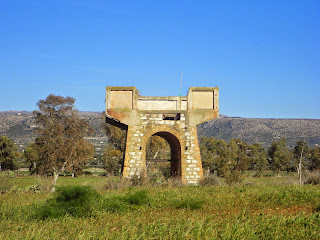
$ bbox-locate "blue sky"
[0,0,319,118]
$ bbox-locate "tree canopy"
[32,94,95,190]
[0,136,20,171]
[268,137,291,175]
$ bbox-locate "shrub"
[225,170,243,185]
[103,190,151,212]
[166,177,184,187]
[126,190,150,206]
[0,171,18,193]
[304,171,320,185]
[130,176,147,187]
[105,177,131,190]
[35,185,102,219]
[199,175,221,186]
[84,171,93,175]
[103,197,129,212]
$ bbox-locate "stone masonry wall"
[122,112,203,184]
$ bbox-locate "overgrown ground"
[0,174,320,239]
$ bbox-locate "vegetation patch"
[1,176,320,239]
[305,171,320,185]
[125,190,150,206]
[176,198,205,210]
[34,185,103,219]
[199,174,221,186]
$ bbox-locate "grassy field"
[0,174,320,239]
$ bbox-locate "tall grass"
[0,175,320,239]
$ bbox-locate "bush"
[199,175,221,186]
[105,177,131,190]
[84,171,93,176]
[0,171,18,193]
[35,185,102,219]
[130,176,148,187]
[225,170,243,185]
[103,190,151,212]
[126,190,150,206]
[304,171,320,185]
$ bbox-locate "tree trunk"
[299,147,304,185]
[51,171,59,193]
[153,147,160,159]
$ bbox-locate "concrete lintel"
[138,96,187,101]
[188,86,219,92]
[106,86,137,91]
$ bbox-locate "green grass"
[0,175,320,239]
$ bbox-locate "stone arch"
[142,126,186,179]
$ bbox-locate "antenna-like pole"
[179,72,183,96]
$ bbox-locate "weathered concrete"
[105,86,219,184]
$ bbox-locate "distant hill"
[198,117,320,149]
[1,111,319,151]
[0,111,107,152]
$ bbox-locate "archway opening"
[146,131,181,178]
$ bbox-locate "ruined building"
[105,86,219,184]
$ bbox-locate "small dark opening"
[162,113,180,121]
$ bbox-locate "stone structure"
[105,86,219,184]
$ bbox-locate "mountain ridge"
[1,111,319,151]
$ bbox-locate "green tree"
[268,137,291,175]
[0,136,21,171]
[292,140,310,184]
[248,143,267,176]
[103,145,123,175]
[101,114,126,174]
[224,139,242,183]
[24,142,39,174]
[214,139,248,183]
[146,135,170,177]
[146,135,170,160]
[33,94,95,191]
[230,139,250,173]
[200,137,217,175]
[214,139,232,177]
[309,146,320,170]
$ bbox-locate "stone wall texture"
[106,86,219,184]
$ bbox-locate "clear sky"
[0,0,319,118]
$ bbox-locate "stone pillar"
[123,126,144,177]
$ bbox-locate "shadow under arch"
[142,126,185,178]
